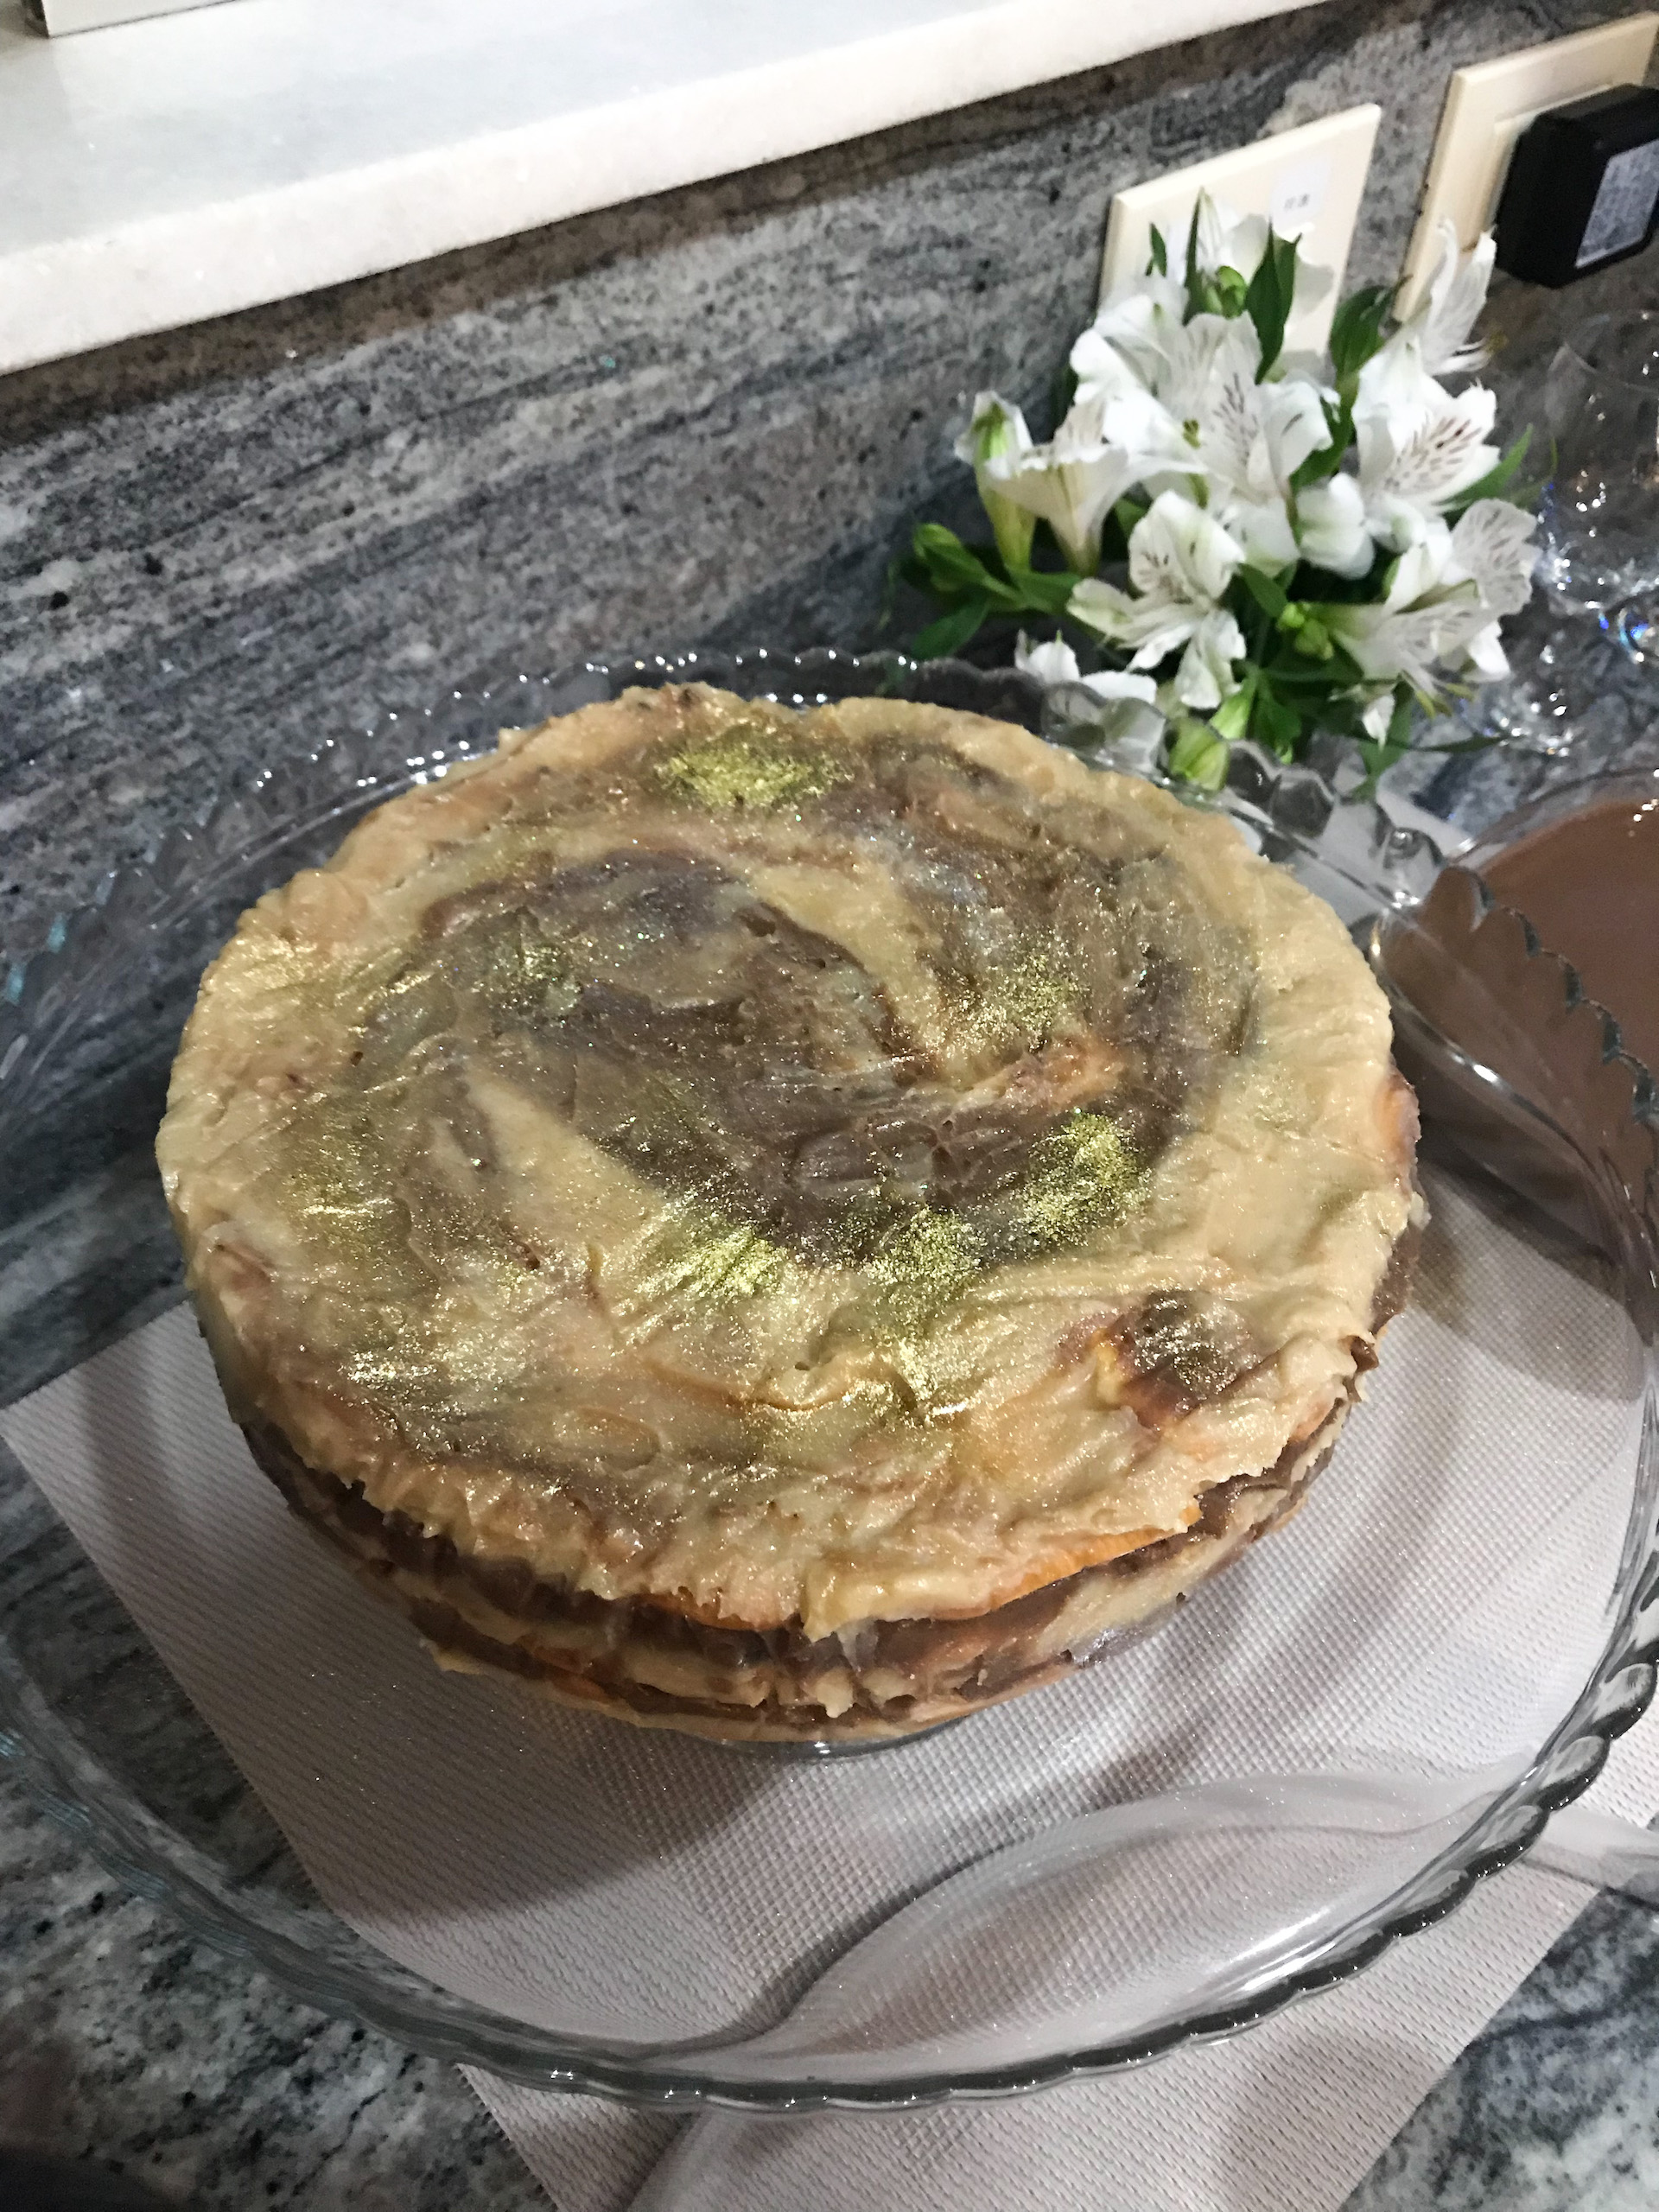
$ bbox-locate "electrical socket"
[1098,107,1382,354]
[1401,16,1659,309]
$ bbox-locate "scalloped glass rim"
[0,644,1655,2112]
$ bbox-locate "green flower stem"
[1208,683,1255,742]
[1167,720,1230,791]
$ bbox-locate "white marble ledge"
[0,0,1324,375]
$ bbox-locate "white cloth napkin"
[3,1160,1656,2212]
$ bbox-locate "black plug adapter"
[1496,83,1659,287]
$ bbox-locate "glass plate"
[2,647,1657,2111]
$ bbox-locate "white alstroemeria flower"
[1130,489,1246,604]
[1323,517,1526,697]
[1178,319,1267,482]
[1416,500,1537,680]
[1083,318,1259,499]
[1324,526,1460,692]
[1070,492,1246,677]
[955,391,1039,573]
[1458,623,1511,682]
[1402,220,1497,378]
[1173,607,1248,710]
[1327,601,1451,696]
[1096,381,1195,486]
[1354,336,1502,546]
[1090,310,1332,530]
[1296,473,1373,578]
[981,395,1139,574]
[1254,377,1333,488]
[1224,493,1300,570]
[1014,632,1083,687]
[1083,309,1257,460]
[1155,314,1258,433]
[1446,497,1537,620]
[1194,196,1269,280]
[1192,193,1336,321]
[1360,693,1398,741]
[1203,370,1332,571]
[1396,505,1535,670]
[1071,582,1204,666]
[1014,631,1161,704]
[1071,270,1187,399]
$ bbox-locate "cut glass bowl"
[1,648,1656,2108]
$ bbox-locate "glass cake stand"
[1,648,1656,2109]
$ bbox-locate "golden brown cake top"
[158,686,1416,1637]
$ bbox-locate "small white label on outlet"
[1268,156,1333,238]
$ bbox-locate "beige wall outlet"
[1098,107,1382,353]
[1401,16,1659,309]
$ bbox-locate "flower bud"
[956,394,1037,574]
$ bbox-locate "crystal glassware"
[2,653,1657,2108]
[1538,308,1659,613]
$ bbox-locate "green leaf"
[1184,201,1204,315]
[1167,720,1230,790]
[1251,681,1302,760]
[1236,566,1290,620]
[1290,397,1353,490]
[1352,737,1413,798]
[910,595,991,661]
[1209,678,1255,742]
[901,516,1084,662]
[911,523,996,594]
[1328,283,1396,397]
[1385,685,1414,750]
[877,553,905,633]
[1049,363,1080,433]
[1243,228,1299,377]
[1006,564,1082,616]
[909,524,1027,613]
[1148,226,1168,277]
[1351,687,1417,798]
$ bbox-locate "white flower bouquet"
[898,206,1537,790]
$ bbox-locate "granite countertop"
[0,1766,544,2210]
[7,0,1659,2197]
[5,672,1659,2212]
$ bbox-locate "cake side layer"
[248,1395,1353,1742]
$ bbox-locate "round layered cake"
[158,685,1421,1742]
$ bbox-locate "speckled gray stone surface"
[0,1764,546,2211]
[0,0,1636,967]
[1344,1891,1659,2211]
[7,0,1659,2203]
